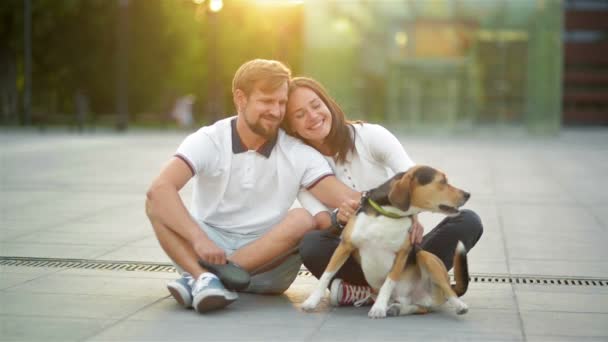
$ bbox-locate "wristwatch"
[330,208,345,231]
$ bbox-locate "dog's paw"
[449,297,468,315]
[301,295,320,311]
[386,303,401,317]
[368,304,388,319]
[455,302,468,315]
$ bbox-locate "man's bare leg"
[150,208,315,278]
[148,217,207,279]
[229,208,316,273]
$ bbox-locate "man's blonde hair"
[232,59,291,97]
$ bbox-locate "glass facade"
[302,0,565,133]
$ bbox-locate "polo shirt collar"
[231,117,276,158]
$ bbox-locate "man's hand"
[336,199,360,224]
[409,215,424,244]
[193,235,227,265]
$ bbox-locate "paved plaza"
[1,127,608,341]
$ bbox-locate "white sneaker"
[330,278,374,307]
[167,273,194,308]
[192,273,238,313]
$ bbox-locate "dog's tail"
[451,241,469,297]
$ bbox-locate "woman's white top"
[298,122,415,215]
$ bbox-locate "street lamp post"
[115,0,130,131]
[195,0,224,124]
[206,8,224,123]
[23,0,32,126]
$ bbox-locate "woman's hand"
[409,214,424,244]
[336,199,359,224]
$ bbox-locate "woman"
[284,77,483,307]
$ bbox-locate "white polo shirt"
[175,116,333,235]
[298,123,415,215]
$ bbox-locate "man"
[145,59,358,314]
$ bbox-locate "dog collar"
[367,198,408,219]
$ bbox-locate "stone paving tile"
[129,294,329,325]
[515,285,608,313]
[86,320,319,342]
[0,267,60,290]
[509,259,608,278]
[589,205,608,228]
[6,271,170,297]
[0,316,116,342]
[312,308,523,341]
[95,245,172,263]
[128,235,164,248]
[527,336,608,342]
[468,259,510,275]
[58,268,176,280]
[11,230,149,246]
[0,242,113,260]
[46,220,150,235]
[500,204,605,235]
[0,228,43,242]
[0,292,161,320]
[460,283,518,311]
[521,311,608,339]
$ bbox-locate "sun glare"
[254,0,305,5]
[209,0,223,12]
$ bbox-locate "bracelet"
[330,208,345,230]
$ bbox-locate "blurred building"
[563,0,608,126]
[300,0,607,133]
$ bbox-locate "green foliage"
[2,0,304,125]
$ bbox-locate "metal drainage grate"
[2,256,607,287]
[467,273,608,287]
[0,256,175,273]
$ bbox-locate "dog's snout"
[463,191,471,201]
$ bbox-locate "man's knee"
[245,254,301,294]
[285,208,316,238]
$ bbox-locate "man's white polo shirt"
[175,116,333,236]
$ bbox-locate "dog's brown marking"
[325,219,357,273]
[387,246,410,281]
[387,168,416,211]
[413,166,437,186]
[415,251,458,302]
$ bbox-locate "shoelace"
[182,273,194,288]
[342,284,373,307]
[192,275,215,294]
[353,294,373,307]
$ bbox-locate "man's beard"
[245,114,280,140]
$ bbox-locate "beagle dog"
[301,165,471,318]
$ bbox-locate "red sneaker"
[329,278,374,306]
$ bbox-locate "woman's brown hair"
[283,77,359,163]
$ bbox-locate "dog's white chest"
[350,214,411,288]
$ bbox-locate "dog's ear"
[388,172,413,211]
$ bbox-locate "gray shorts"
[175,220,302,295]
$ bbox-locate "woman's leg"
[300,209,483,284]
[299,230,369,286]
[420,209,484,270]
